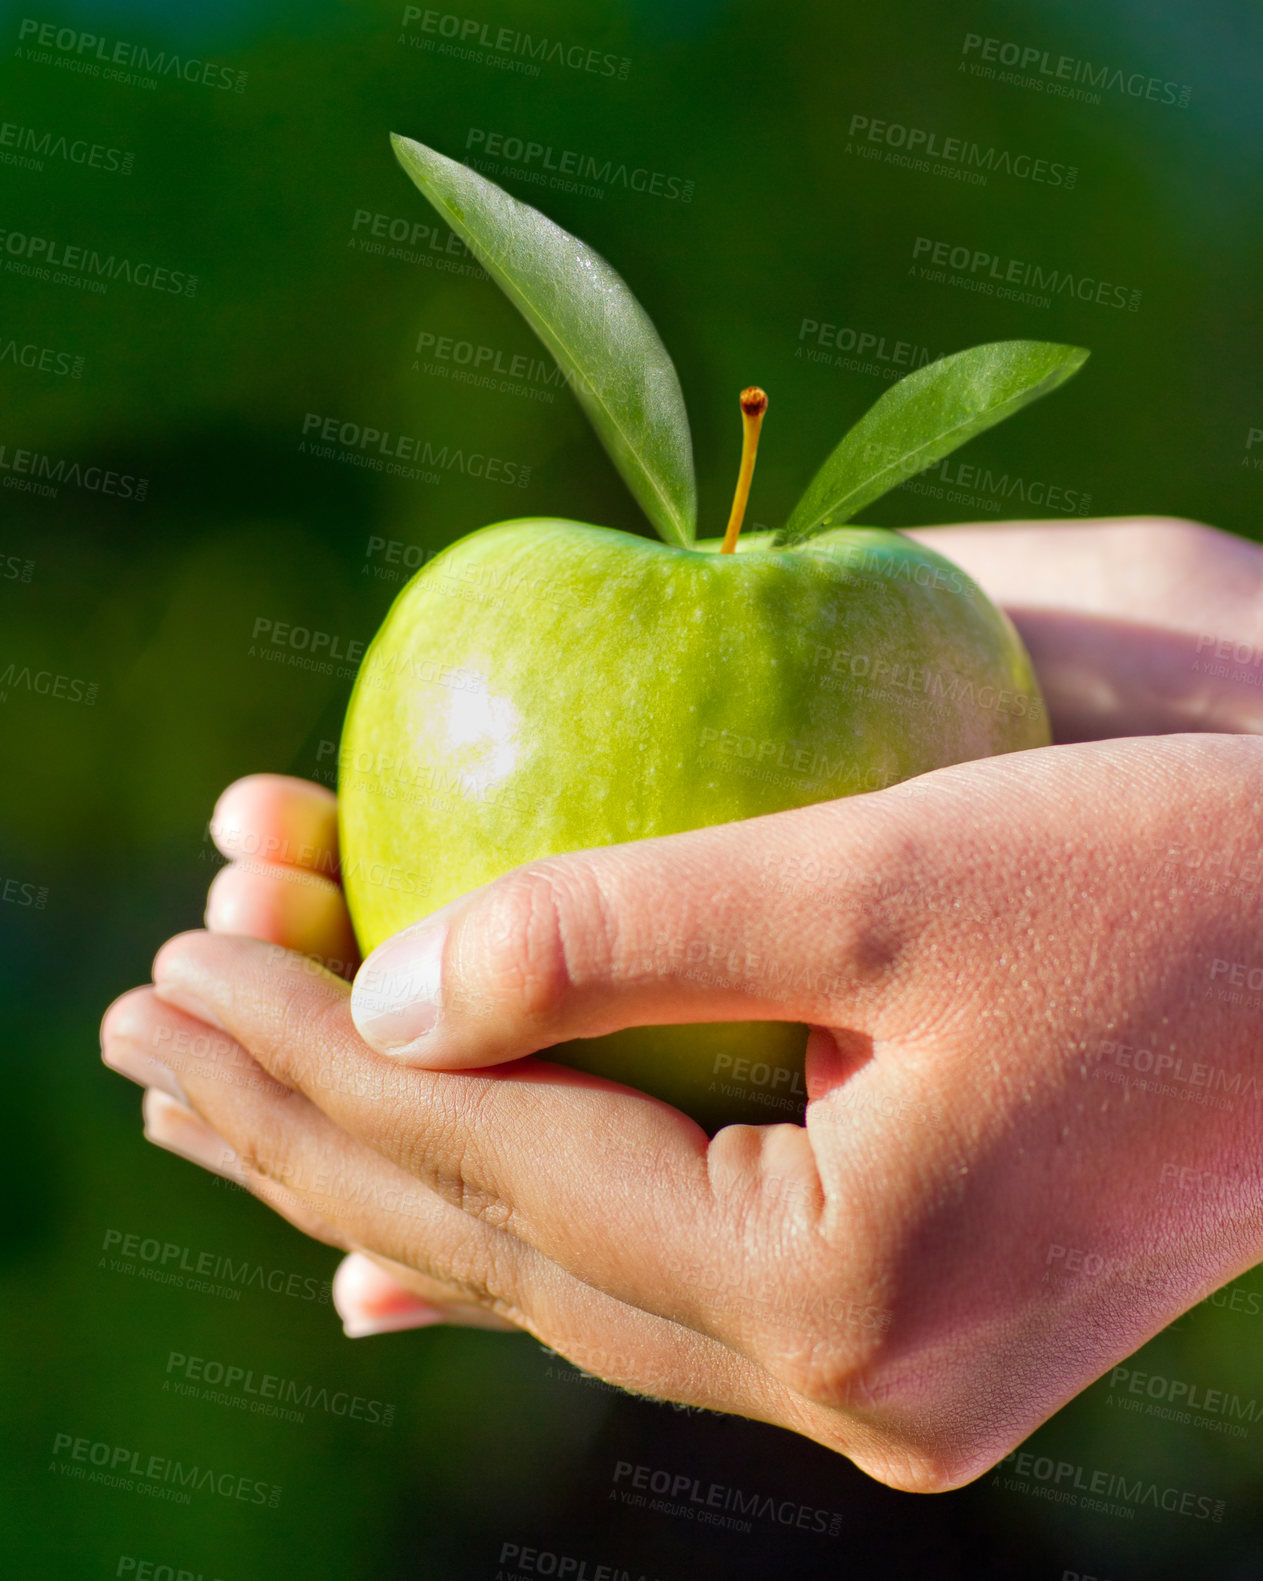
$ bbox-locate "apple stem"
[719,387,767,554]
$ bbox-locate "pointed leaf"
[391,133,696,547]
[780,340,1089,544]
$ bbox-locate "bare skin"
[101,517,1263,1492]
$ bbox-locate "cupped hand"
[908,516,1263,740]
[103,727,1263,1492]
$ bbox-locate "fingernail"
[350,892,474,1055]
[102,1038,188,1106]
[203,880,232,933]
[153,982,227,1032]
[341,1307,448,1339]
[142,1089,242,1180]
[332,1255,447,1337]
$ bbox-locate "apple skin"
[338,519,1049,1129]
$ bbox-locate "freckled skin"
[339,519,1048,1128]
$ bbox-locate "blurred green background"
[3,0,1262,1574]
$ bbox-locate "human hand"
[108,775,518,1335]
[906,516,1263,741]
[103,731,1263,1491]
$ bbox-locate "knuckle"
[745,1266,896,1413]
[755,1285,1003,1494]
[863,1441,991,1495]
[461,861,610,1032]
[231,1100,303,1191]
[465,868,571,1025]
[775,1336,996,1494]
[454,1175,516,1232]
[393,1081,520,1236]
[405,1224,502,1309]
[759,1329,872,1411]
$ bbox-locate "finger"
[142,1088,242,1180]
[346,796,901,1070]
[148,932,839,1354]
[206,860,359,977]
[906,518,1263,626]
[140,1090,506,1330]
[906,521,1263,740]
[113,985,842,1446]
[141,1087,351,1249]
[138,1089,505,1329]
[210,774,342,879]
[332,1252,518,1334]
[112,987,540,1312]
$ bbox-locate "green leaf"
[779,340,1089,545]
[391,133,696,547]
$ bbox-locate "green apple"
[337,136,1085,1128]
[340,518,1047,1126]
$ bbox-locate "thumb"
[348,798,902,1069]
